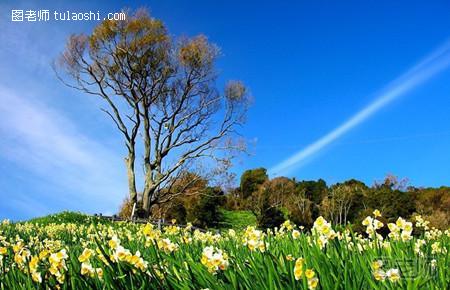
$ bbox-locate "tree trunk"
[142,107,153,217]
[125,152,137,204]
[142,188,150,216]
[142,184,156,217]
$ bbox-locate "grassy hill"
[219,209,256,230]
[25,211,107,225]
[21,210,256,231]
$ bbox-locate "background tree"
[367,176,416,221]
[414,186,450,229]
[320,180,367,226]
[296,179,328,205]
[374,174,410,191]
[286,187,314,227]
[240,168,268,200]
[267,177,296,207]
[57,9,250,217]
[154,171,208,222]
[164,201,187,224]
[224,187,243,210]
[191,187,225,228]
[247,178,290,228]
[257,205,285,229]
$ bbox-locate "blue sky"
[1,0,450,220]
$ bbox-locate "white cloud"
[269,40,450,176]
[0,86,127,218]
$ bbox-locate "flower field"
[0,211,448,289]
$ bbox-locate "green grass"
[24,211,108,225]
[23,210,256,230]
[219,209,256,229]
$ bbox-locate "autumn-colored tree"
[414,186,450,229]
[153,172,208,221]
[246,178,294,227]
[57,9,250,217]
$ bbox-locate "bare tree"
[320,183,365,226]
[287,187,314,226]
[56,9,250,216]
